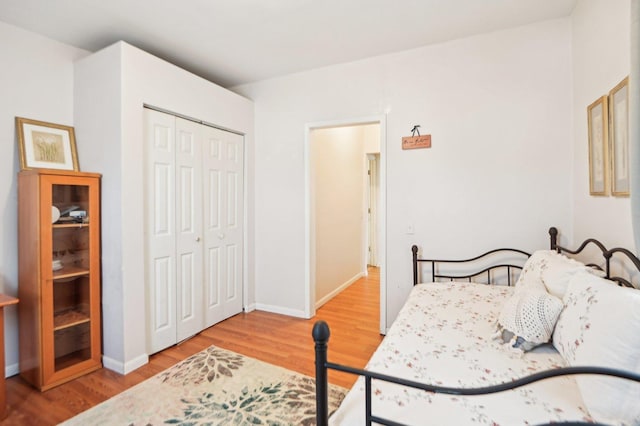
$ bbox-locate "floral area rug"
[61,346,347,425]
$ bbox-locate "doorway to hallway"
[305,116,387,333]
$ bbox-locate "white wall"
[74,42,254,373]
[572,0,633,249]
[234,18,574,327]
[312,126,366,306]
[0,22,88,377]
[363,124,381,154]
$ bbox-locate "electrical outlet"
[406,224,415,234]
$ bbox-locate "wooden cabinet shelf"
[53,309,91,330]
[54,349,92,371]
[18,169,102,391]
[52,222,90,229]
[53,267,90,280]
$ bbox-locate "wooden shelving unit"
[18,169,102,391]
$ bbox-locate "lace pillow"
[495,288,563,352]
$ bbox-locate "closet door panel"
[152,257,172,329]
[175,118,204,341]
[227,171,239,228]
[203,129,225,326]
[202,127,243,325]
[146,109,177,353]
[223,169,241,315]
[206,246,221,308]
[205,168,222,319]
[208,170,221,229]
[222,131,244,318]
[179,253,195,318]
[226,244,239,300]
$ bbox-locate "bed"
[313,227,640,425]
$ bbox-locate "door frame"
[304,115,387,333]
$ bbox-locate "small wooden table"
[0,294,18,420]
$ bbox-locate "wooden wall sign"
[402,134,431,150]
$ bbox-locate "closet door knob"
[218,233,225,240]
[195,237,201,242]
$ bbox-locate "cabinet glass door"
[51,184,92,371]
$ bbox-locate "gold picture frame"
[16,117,79,171]
[587,96,609,196]
[609,77,629,197]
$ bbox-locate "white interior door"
[203,126,244,326]
[175,117,204,341]
[367,154,379,267]
[146,109,178,353]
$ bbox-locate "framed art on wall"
[609,77,629,197]
[16,117,79,171]
[587,96,609,196]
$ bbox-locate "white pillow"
[553,271,640,424]
[516,250,587,298]
[539,252,589,298]
[495,288,563,351]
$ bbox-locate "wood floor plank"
[4,267,382,425]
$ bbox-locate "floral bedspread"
[329,282,592,425]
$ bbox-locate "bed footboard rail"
[313,321,640,426]
[412,245,531,286]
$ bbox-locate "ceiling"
[0,0,577,88]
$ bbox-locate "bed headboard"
[413,227,640,288]
[549,227,640,289]
[411,245,531,286]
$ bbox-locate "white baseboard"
[244,303,256,313]
[103,353,149,375]
[315,272,364,310]
[5,362,19,378]
[254,303,308,318]
[102,355,125,374]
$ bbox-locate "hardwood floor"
[4,267,382,425]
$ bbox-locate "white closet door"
[146,109,177,353]
[202,126,244,326]
[175,117,204,341]
[145,108,243,354]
